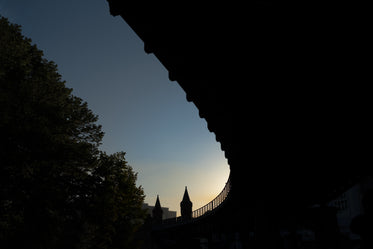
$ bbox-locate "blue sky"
[1,0,230,214]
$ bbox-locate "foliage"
[0,17,145,249]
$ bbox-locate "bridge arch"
[107,1,366,248]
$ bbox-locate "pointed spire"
[180,186,193,220]
[182,186,191,202]
[152,195,163,224]
[155,195,161,208]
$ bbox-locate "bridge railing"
[160,176,231,226]
[192,177,231,219]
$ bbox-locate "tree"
[0,17,145,249]
[86,152,146,249]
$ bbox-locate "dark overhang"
[107,1,368,207]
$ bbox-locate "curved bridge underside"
[107,2,368,247]
[107,0,366,209]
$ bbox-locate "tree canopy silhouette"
[0,17,145,249]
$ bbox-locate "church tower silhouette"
[180,186,193,220]
[152,195,163,224]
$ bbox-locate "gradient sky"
[1,0,230,215]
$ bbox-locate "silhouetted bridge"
[161,177,231,227]
[107,1,368,248]
[149,175,240,248]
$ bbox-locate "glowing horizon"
[2,0,231,218]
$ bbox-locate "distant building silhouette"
[142,198,177,220]
[180,186,192,220]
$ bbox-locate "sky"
[1,0,230,215]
